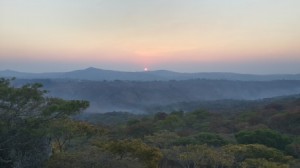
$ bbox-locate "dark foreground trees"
[0,78,89,168]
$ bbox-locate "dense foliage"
[0,78,89,167]
[1,78,300,167]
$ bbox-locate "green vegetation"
[235,129,292,150]
[0,78,89,167]
[1,78,300,168]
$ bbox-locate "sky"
[0,0,300,74]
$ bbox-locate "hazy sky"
[1,0,300,73]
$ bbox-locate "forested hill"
[12,79,300,113]
[1,67,300,81]
[2,77,300,168]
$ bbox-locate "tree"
[269,111,300,135]
[157,115,184,131]
[285,136,300,158]
[48,119,102,153]
[125,119,154,138]
[184,110,211,131]
[144,130,180,148]
[44,146,143,168]
[235,129,292,150]
[172,132,228,147]
[241,158,289,168]
[154,112,168,121]
[193,132,228,147]
[167,145,234,168]
[95,139,163,168]
[222,144,293,166]
[0,78,89,168]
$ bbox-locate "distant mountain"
[1,67,300,81]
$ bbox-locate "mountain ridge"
[1,67,300,81]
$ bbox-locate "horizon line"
[1,67,300,76]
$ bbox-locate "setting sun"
[0,0,300,74]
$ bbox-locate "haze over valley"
[4,67,300,113]
[1,1,300,167]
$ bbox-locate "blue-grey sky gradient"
[0,0,300,73]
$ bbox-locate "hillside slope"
[12,79,300,113]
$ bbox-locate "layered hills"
[2,67,300,113]
[1,67,300,81]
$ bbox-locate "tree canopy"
[0,78,89,168]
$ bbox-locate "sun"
[144,67,148,72]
